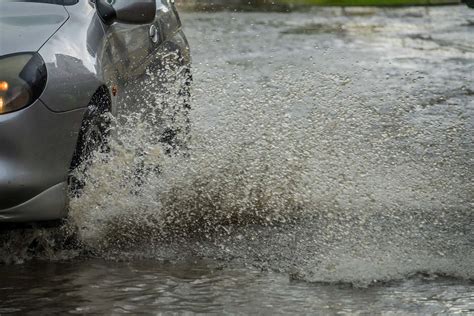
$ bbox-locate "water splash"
[1,7,472,286]
[64,60,472,285]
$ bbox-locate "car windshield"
[7,0,78,4]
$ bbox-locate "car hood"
[0,3,69,56]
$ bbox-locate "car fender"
[39,1,107,112]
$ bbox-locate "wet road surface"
[1,6,473,314]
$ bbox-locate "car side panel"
[100,0,190,118]
[39,0,106,112]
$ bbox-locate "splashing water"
[1,7,473,287]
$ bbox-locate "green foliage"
[277,0,459,5]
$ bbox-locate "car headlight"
[0,53,47,115]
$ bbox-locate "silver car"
[0,0,191,223]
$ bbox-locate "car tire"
[160,67,192,154]
[69,87,111,195]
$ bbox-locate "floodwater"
[1,6,473,314]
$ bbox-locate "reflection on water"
[0,260,473,314]
[0,6,473,314]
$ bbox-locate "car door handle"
[149,25,159,44]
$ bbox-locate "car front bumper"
[0,99,85,222]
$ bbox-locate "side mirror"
[96,0,156,25]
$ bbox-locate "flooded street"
[1,6,473,314]
[1,260,472,314]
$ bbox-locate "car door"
[101,0,170,116]
[130,0,189,140]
